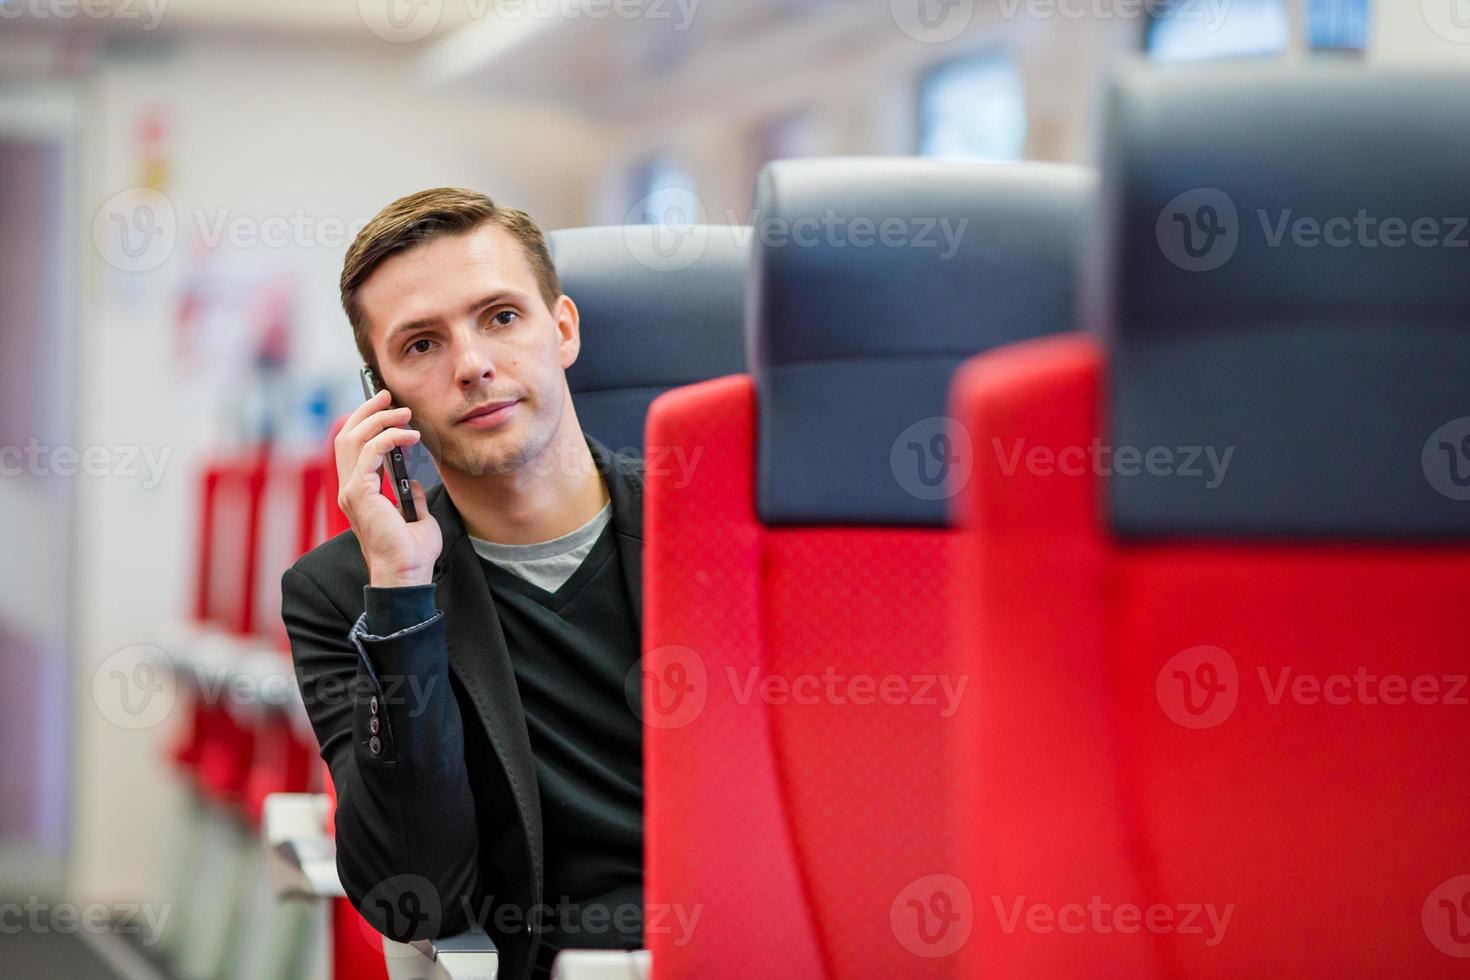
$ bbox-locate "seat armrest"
[383,925,500,980]
[551,949,651,980]
[262,792,344,899]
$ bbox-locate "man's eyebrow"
[384,291,526,346]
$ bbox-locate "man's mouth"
[456,399,520,429]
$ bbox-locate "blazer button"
[369,735,382,755]
[368,716,380,735]
[369,696,379,715]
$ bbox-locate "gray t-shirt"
[468,501,612,593]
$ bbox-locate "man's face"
[359,223,579,479]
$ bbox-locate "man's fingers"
[351,427,423,486]
[338,389,391,440]
[409,479,429,515]
[344,405,412,455]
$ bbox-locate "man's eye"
[408,338,435,355]
[491,310,518,327]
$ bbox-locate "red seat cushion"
[646,374,963,979]
[951,333,1470,977]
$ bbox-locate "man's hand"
[336,389,443,588]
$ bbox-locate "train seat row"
[163,62,1469,980]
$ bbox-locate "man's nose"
[453,334,497,388]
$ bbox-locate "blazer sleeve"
[282,563,483,941]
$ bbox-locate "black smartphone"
[359,366,420,523]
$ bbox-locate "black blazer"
[281,436,644,980]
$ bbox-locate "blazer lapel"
[587,436,644,634]
[428,483,544,905]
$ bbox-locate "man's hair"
[340,187,561,370]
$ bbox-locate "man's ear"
[555,294,581,370]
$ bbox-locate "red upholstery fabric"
[242,710,315,827]
[950,333,1470,977]
[646,374,962,979]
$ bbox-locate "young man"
[282,188,645,980]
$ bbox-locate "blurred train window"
[628,154,703,225]
[1308,0,1370,50]
[1146,0,1290,61]
[916,50,1027,161]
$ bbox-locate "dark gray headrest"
[553,225,748,454]
[1097,64,1470,538]
[751,157,1094,525]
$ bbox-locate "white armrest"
[262,793,344,900]
[383,925,500,980]
[551,949,651,980]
